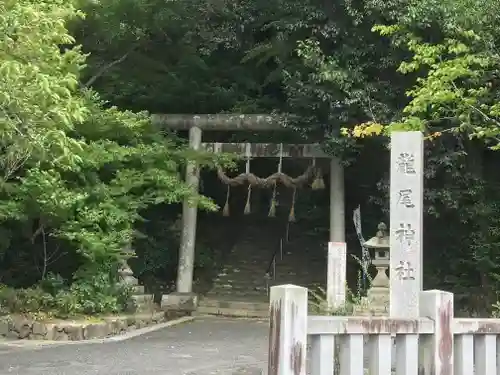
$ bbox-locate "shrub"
[0,272,132,317]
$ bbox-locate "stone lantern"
[118,260,140,290]
[363,222,390,314]
[118,259,154,312]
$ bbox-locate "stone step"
[203,292,268,301]
[271,277,323,283]
[229,254,273,259]
[196,305,269,318]
[276,260,327,267]
[131,294,154,303]
[212,283,268,291]
[214,272,325,282]
[206,290,268,300]
[217,267,267,275]
[216,271,266,279]
[222,259,269,264]
[272,277,326,283]
[212,284,268,293]
[132,285,145,294]
[210,280,326,295]
[273,259,326,265]
[227,258,272,263]
[211,283,268,294]
[213,277,324,289]
[271,274,326,280]
[219,265,325,275]
[199,298,268,311]
[213,280,267,288]
[128,294,156,313]
[214,276,267,288]
[275,266,326,273]
[210,289,267,297]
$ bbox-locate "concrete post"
[419,290,454,375]
[269,284,308,375]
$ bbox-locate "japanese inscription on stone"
[394,260,415,280]
[390,131,423,318]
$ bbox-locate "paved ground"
[0,317,268,375]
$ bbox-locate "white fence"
[268,284,500,375]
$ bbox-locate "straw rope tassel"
[268,182,277,217]
[244,145,252,215]
[288,188,297,222]
[222,184,230,216]
[244,185,252,215]
[311,158,325,190]
[268,143,283,218]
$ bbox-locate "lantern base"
[366,266,389,314]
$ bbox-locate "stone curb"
[193,313,269,322]
[0,315,195,348]
[99,316,195,343]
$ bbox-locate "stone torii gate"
[155,114,346,310]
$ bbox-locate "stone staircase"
[272,236,327,290]
[197,217,327,318]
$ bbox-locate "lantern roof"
[363,222,390,249]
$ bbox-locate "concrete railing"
[268,284,500,375]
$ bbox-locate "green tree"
[0,0,222,315]
[344,0,500,313]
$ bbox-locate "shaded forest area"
[1,0,500,316]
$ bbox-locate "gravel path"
[0,317,269,375]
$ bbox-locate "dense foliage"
[3,0,500,316]
[0,0,221,316]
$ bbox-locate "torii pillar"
[176,126,202,294]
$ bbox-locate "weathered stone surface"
[161,292,198,312]
[202,142,327,158]
[0,319,9,336]
[5,330,19,339]
[45,323,57,340]
[152,311,164,323]
[12,317,32,339]
[132,285,145,294]
[152,113,282,131]
[31,333,46,340]
[60,323,84,341]
[32,321,47,336]
[103,317,128,334]
[389,131,424,318]
[126,294,155,313]
[53,328,69,341]
[119,319,129,332]
[126,316,136,326]
[84,323,109,339]
[135,318,148,329]
[0,312,166,341]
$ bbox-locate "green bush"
[0,285,55,315]
[0,272,132,317]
